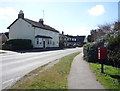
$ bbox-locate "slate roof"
[7,18,59,33]
[76,36,86,43]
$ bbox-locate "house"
[65,35,85,47]
[76,36,86,46]
[0,33,8,49]
[83,36,88,43]
[59,32,85,48]
[59,31,67,48]
[65,35,77,47]
[7,10,59,48]
[4,32,9,39]
[0,33,8,44]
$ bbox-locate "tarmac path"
[68,53,104,89]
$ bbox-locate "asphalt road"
[1,48,82,90]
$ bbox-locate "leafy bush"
[2,43,11,50]
[2,39,33,50]
[83,31,120,68]
[83,40,105,63]
[107,32,120,67]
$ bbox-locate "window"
[72,38,74,41]
[48,40,49,44]
[50,40,51,44]
[40,42,42,44]
[53,41,54,45]
[75,39,76,41]
[37,39,39,44]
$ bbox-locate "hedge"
[83,42,104,64]
[83,31,120,68]
[2,39,33,50]
[107,32,120,67]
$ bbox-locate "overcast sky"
[0,0,119,36]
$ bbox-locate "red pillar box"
[98,46,107,60]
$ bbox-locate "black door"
[43,41,45,48]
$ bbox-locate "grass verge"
[10,52,80,89]
[89,63,120,90]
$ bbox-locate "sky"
[0,0,119,36]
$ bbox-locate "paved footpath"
[68,53,104,89]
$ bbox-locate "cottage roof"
[7,18,59,33]
[76,36,86,43]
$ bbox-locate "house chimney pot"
[62,31,64,35]
[18,10,24,19]
[39,19,44,24]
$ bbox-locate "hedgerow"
[83,31,120,68]
[2,39,33,50]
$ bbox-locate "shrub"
[83,31,120,68]
[2,43,11,50]
[107,32,120,67]
[2,39,33,50]
[83,40,105,63]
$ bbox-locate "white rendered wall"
[9,18,59,48]
[34,27,59,48]
[9,18,35,46]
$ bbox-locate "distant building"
[59,31,67,48]
[59,32,85,48]
[65,35,77,47]
[0,33,8,44]
[7,10,59,48]
[76,36,86,46]
[0,33,8,49]
[87,35,92,42]
[83,36,88,43]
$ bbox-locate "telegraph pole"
[43,10,44,20]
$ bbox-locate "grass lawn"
[89,63,120,90]
[10,52,80,89]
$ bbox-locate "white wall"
[34,27,59,48]
[9,18,59,48]
[9,18,35,46]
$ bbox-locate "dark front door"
[43,41,45,48]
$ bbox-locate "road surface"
[0,48,82,90]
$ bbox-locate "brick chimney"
[18,10,24,19]
[39,19,44,24]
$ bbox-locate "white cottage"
[7,10,59,48]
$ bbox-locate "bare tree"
[90,23,114,41]
[98,23,112,33]
[114,22,120,31]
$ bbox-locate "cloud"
[0,7,18,22]
[88,5,105,16]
